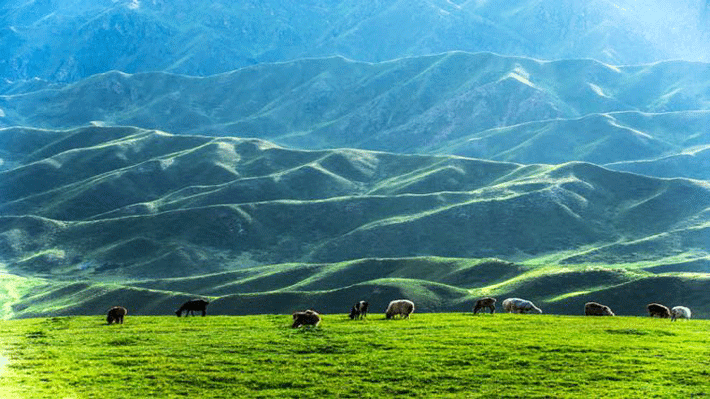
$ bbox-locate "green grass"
[1,314,709,398]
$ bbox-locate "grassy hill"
[1,314,709,398]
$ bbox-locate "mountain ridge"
[3,52,710,181]
[3,0,710,83]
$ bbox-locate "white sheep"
[385,299,415,319]
[670,306,691,321]
[502,298,542,314]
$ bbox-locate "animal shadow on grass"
[289,325,323,335]
[465,312,495,317]
[43,317,72,330]
[106,337,141,346]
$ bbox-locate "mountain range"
[2,0,710,83]
[2,52,710,180]
[2,2,710,319]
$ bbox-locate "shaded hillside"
[2,53,710,175]
[2,0,710,83]
[605,146,710,181]
[437,112,710,164]
[1,126,709,280]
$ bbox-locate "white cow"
[670,306,691,321]
[502,298,542,314]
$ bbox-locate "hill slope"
[2,53,710,178]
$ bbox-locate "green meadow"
[1,313,708,398]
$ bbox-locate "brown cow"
[292,309,321,328]
[107,306,127,324]
[647,303,671,318]
[584,302,614,316]
[473,297,496,314]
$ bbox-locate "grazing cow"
[349,301,369,320]
[106,306,127,324]
[647,303,671,318]
[670,306,691,321]
[502,298,542,314]
[385,299,415,319]
[473,297,497,314]
[292,309,321,328]
[584,302,615,316]
[175,299,210,317]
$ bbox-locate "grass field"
[1,313,709,398]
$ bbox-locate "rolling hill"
[1,126,709,318]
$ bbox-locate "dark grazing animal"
[647,303,671,318]
[349,301,369,320]
[385,299,415,319]
[106,306,127,324]
[584,302,614,316]
[292,309,321,328]
[175,299,210,317]
[473,297,497,314]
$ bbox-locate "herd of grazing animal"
[102,296,693,327]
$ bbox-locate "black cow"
[175,299,210,317]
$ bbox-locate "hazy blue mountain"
[2,0,710,83]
